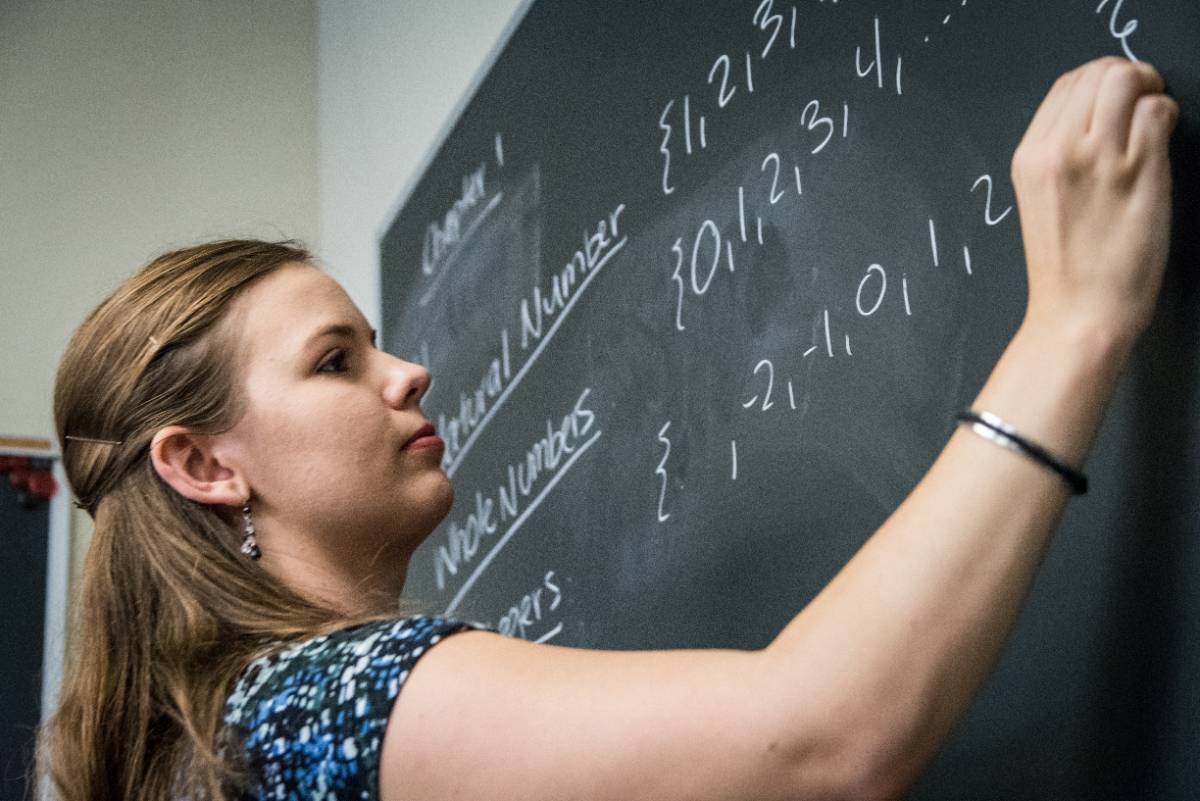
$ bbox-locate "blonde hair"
[37,240,391,801]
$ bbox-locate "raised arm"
[762,55,1178,796]
[380,57,1178,801]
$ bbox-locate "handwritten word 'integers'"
[659,1,806,196]
[1095,0,1141,62]
[495,570,564,642]
[856,16,903,96]
[435,387,598,595]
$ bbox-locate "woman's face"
[216,262,451,560]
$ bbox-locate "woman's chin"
[433,476,454,519]
[385,473,454,548]
[416,472,455,530]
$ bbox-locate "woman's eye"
[317,350,348,374]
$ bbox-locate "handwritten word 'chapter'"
[434,387,598,592]
[421,162,491,278]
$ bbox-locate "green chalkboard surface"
[0,469,49,801]
[381,2,1199,798]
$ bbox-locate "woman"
[38,55,1177,801]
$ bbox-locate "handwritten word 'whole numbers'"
[436,387,597,606]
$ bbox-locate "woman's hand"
[1013,56,1179,347]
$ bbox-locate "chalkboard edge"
[371,0,537,249]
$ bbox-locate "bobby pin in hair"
[64,435,124,446]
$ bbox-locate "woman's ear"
[150,425,247,506]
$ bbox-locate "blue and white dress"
[221,615,484,801]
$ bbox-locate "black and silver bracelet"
[955,410,1088,495]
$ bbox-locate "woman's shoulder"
[225,615,479,716]
[221,614,487,799]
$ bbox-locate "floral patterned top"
[221,615,484,800]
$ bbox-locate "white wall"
[2,0,528,642]
[1,0,320,441]
[0,0,320,587]
[315,0,528,329]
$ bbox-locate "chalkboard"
[0,463,50,801]
[379,3,1199,799]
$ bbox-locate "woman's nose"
[381,355,431,409]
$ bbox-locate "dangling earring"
[241,498,262,560]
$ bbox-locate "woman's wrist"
[1017,308,1138,385]
[970,313,1133,469]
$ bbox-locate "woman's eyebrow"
[305,322,373,347]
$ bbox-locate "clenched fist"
[1013,56,1178,345]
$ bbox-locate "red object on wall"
[0,455,58,505]
[8,468,31,490]
[0,455,32,473]
[28,471,57,499]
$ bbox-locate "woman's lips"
[402,423,443,450]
